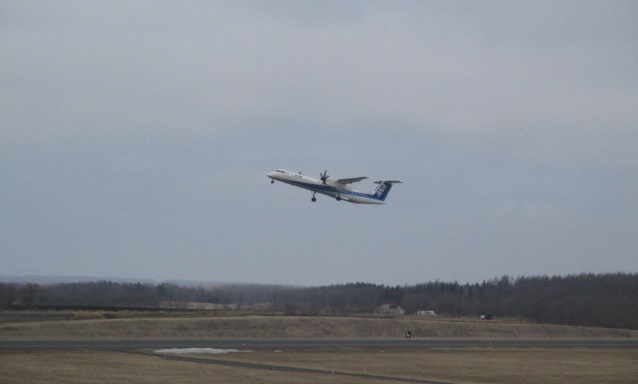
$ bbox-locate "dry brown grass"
[1,348,637,384]
[0,351,331,384]
[1,314,636,339]
[215,347,638,384]
[1,312,637,383]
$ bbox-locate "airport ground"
[1,311,637,383]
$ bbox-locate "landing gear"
[271,179,274,184]
[311,192,317,202]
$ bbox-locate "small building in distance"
[416,310,437,317]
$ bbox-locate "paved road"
[2,338,637,351]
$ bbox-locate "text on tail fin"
[373,180,402,201]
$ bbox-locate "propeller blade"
[320,170,329,184]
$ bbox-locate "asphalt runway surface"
[2,338,638,351]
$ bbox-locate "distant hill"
[0,275,156,285]
[0,275,235,287]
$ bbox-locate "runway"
[2,338,637,351]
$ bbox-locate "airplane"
[267,169,401,204]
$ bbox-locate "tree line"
[1,273,636,329]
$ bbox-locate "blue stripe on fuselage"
[287,179,381,201]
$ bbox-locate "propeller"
[320,169,329,185]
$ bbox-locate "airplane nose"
[267,171,280,180]
[267,170,286,181]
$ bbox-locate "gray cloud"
[1,1,637,285]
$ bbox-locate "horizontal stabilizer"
[374,180,402,184]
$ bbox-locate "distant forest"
[1,273,636,329]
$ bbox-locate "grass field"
[1,311,637,383]
[2,311,636,339]
[1,348,637,384]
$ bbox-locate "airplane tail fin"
[372,180,402,201]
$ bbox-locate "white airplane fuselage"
[267,169,401,204]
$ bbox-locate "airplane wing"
[336,176,368,184]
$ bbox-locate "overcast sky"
[2,1,637,286]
